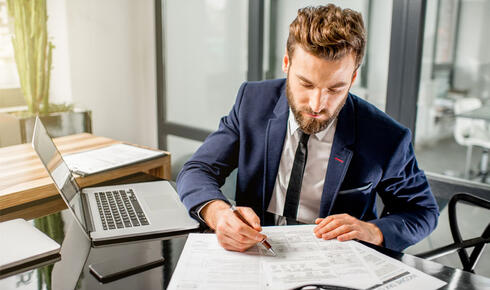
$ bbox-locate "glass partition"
[415,0,490,185]
[164,0,249,132]
[160,0,394,181]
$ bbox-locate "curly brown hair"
[287,4,366,69]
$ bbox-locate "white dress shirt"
[267,110,337,224]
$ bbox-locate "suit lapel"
[262,84,289,221]
[319,94,356,218]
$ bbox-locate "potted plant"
[1,0,91,146]
[3,1,86,289]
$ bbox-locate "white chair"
[453,98,490,181]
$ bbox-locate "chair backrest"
[448,193,490,273]
[453,97,484,145]
[453,98,482,115]
[416,174,490,272]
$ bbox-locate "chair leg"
[464,145,473,179]
[466,224,490,272]
[480,149,488,183]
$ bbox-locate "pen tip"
[269,248,277,256]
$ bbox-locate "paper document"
[353,243,446,290]
[168,225,446,290]
[62,143,165,176]
[168,234,264,289]
[259,226,380,289]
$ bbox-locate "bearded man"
[176,4,439,253]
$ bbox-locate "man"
[177,4,439,253]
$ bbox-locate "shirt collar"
[288,109,336,142]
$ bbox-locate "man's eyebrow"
[329,81,348,89]
[296,74,348,89]
[296,74,314,85]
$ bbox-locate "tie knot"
[299,131,310,145]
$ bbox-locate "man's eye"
[301,83,313,88]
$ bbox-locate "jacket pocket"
[338,182,373,194]
[332,182,374,218]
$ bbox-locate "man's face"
[283,45,358,134]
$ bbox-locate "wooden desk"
[0,133,171,222]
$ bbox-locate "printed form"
[63,143,164,176]
[168,225,446,290]
[353,243,446,290]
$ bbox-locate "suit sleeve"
[370,129,440,252]
[176,82,247,218]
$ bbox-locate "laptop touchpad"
[145,196,176,211]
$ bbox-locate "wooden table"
[0,133,171,222]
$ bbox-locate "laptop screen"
[32,117,87,232]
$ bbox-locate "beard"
[286,76,347,135]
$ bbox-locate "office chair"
[416,193,490,273]
[453,97,490,181]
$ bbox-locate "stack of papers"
[168,225,446,290]
[63,143,165,176]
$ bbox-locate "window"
[0,0,24,108]
[415,0,490,184]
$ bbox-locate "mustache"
[300,107,328,115]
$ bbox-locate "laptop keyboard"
[94,189,149,230]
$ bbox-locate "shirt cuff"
[194,200,220,224]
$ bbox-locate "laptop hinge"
[80,193,95,233]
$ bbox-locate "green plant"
[7,0,54,116]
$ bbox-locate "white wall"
[47,0,72,105]
[49,0,158,147]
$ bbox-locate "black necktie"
[283,131,310,220]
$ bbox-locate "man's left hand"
[313,214,384,246]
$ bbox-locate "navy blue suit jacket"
[177,79,439,252]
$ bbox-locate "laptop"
[0,219,61,279]
[32,117,199,247]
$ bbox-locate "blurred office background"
[0,0,489,276]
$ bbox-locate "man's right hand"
[201,200,266,252]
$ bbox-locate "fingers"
[218,210,264,241]
[231,220,266,242]
[313,215,344,237]
[313,215,335,232]
[214,206,265,252]
[337,231,359,242]
[321,224,355,240]
[312,214,384,245]
[217,231,258,252]
[313,214,359,239]
[231,208,265,241]
[237,207,262,231]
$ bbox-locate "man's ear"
[351,69,358,84]
[282,52,289,74]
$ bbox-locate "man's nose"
[309,90,327,113]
